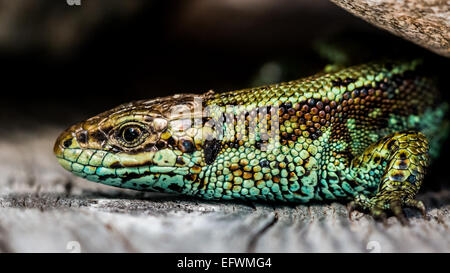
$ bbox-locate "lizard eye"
[117,122,148,147]
[123,126,141,142]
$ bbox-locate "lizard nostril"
[63,138,73,148]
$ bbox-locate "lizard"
[54,59,448,224]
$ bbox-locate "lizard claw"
[405,199,429,220]
[370,206,389,225]
[347,201,357,220]
[390,200,409,226]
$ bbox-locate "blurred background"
[0,0,448,190]
[0,0,404,124]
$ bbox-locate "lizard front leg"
[348,130,429,225]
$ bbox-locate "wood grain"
[0,126,448,252]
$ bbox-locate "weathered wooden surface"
[0,126,448,253]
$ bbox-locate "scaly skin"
[54,60,448,223]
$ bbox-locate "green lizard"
[54,59,448,224]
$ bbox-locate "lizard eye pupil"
[123,126,141,143]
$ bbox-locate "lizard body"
[54,60,448,221]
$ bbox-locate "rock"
[330,0,450,57]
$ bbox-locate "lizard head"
[54,92,219,193]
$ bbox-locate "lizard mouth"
[54,127,194,189]
[55,145,189,175]
[55,147,191,190]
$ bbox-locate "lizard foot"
[348,130,430,226]
[348,193,428,225]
